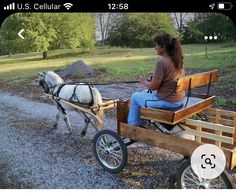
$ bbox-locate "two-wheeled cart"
[93,70,236,189]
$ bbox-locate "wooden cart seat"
[140,96,215,125]
[140,69,219,125]
[160,96,206,111]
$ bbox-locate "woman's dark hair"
[153,33,183,70]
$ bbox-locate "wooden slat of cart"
[117,99,130,134]
[195,126,202,143]
[206,117,233,127]
[231,148,236,170]
[234,117,236,144]
[184,118,234,134]
[203,108,236,144]
[206,108,236,117]
[119,122,200,156]
[140,108,174,124]
[182,118,235,146]
[119,122,234,170]
[180,124,233,145]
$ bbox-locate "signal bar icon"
[4,2,15,10]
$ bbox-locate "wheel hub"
[198,182,210,189]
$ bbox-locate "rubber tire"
[93,129,127,173]
[176,159,233,189]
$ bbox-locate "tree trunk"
[98,13,105,45]
[43,51,48,59]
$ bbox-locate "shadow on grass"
[0,49,95,65]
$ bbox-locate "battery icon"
[217,2,233,10]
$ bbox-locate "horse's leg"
[81,116,91,137]
[52,111,61,129]
[55,101,72,134]
[63,113,72,134]
[75,110,90,137]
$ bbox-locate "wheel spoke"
[97,142,106,150]
[185,172,199,183]
[108,154,121,165]
[185,168,200,183]
[109,152,122,163]
[97,147,106,154]
[184,175,200,184]
[183,182,198,189]
[181,163,204,188]
[100,136,108,148]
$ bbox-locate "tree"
[95,13,111,44]
[205,13,236,41]
[1,13,57,59]
[181,13,236,43]
[173,13,189,33]
[107,13,179,48]
[0,32,8,55]
[181,19,204,43]
[1,13,96,59]
[50,13,96,49]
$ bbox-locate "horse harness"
[53,82,94,103]
[40,75,95,114]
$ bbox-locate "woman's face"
[155,43,165,56]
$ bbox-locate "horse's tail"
[91,87,104,129]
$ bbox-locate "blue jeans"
[128,89,184,126]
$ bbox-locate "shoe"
[139,119,148,128]
[139,124,148,128]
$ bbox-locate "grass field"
[0,42,236,109]
[0,42,236,81]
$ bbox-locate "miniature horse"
[38,71,104,136]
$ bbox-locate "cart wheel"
[176,159,233,189]
[93,129,127,173]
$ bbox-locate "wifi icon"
[63,3,73,10]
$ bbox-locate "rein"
[65,80,140,86]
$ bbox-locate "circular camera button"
[191,144,226,179]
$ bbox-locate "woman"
[128,33,185,127]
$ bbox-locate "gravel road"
[0,83,235,189]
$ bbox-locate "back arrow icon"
[18,29,25,39]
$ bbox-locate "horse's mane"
[47,71,64,85]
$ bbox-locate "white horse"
[38,71,104,136]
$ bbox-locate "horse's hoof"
[80,132,86,137]
[52,124,58,130]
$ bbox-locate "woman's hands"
[139,73,153,86]
[139,75,162,90]
[138,77,148,85]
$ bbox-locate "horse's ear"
[38,72,43,76]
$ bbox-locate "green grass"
[0,42,236,82]
[0,42,235,109]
